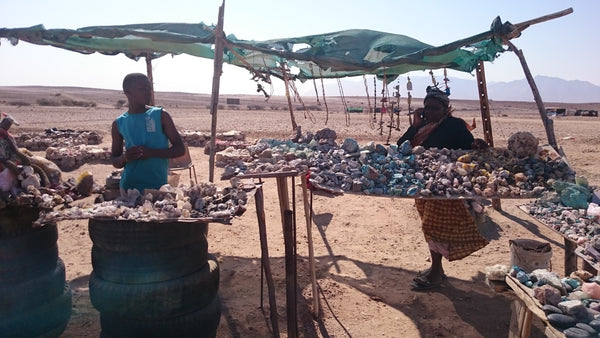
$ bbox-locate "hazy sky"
[0,0,596,97]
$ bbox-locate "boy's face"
[125,77,152,106]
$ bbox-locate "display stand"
[518,205,583,276]
[518,205,600,276]
[505,275,564,338]
[574,246,600,275]
[239,171,318,338]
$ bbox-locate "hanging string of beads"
[406,75,413,125]
[318,67,330,125]
[377,74,389,135]
[309,63,321,105]
[288,75,316,123]
[393,78,401,130]
[364,75,375,129]
[443,67,451,96]
[429,69,438,87]
[337,78,351,126]
[373,76,377,124]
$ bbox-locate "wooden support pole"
[208,1,225,183]
[475,62,494,147]
[254,184,280,337]
[564,238,578,276]
[281,63,298,131]
[505,40,558,151]
[301,175,319,318]
[475,62,501,211]
[276,176,290,224]
[145,54,155,106]
[275,175,298,337]
[283,209,298,338]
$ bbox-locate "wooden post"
[276,176,290,225]
[564,239,578,276]
[254,184,280,337]
[505,40,558,151]
[301,175,319,318]
[283,209,297,338]
[475,62,501,211]
[281,63,298,131]
[208,1,225,183]
[145,54,155,106]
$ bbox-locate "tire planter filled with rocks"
[88,218,220,338]
[0,209,71,338]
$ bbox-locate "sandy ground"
[2,86,600,337]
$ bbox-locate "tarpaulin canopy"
[0,17,515,82]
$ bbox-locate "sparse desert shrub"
[115,99,126,108]
[8,101,30,106]
[247,104,265,110]
[60,99,96,107]
[37,98,61,106]
[270,106,279,110]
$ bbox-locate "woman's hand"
[412,108,426,128]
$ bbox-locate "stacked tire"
[0,219,72,338]
[88,219,221,338]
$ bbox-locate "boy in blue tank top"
[111,73,185,194]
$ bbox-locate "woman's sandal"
[410,275,442,291]
[414,268,447,282]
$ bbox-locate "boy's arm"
[111,120,126,168]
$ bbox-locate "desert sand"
[2,86,600,337]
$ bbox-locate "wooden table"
[505,275,564,338]
[518,205,598,276]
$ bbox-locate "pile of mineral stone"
[36,180,253,225]
[14,128,103,151]
[521,178,600,246]
[45,145,112,171]
[511,267,600,336]
[2,157,252,225]
[218,128,575,199]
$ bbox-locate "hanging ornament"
[443,68,451,96]
[429,70,438,87]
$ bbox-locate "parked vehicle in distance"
[545,107,566,117]
[574,109,598,117]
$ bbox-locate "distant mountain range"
[304,75,600,103]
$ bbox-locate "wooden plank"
[283,209,298,338]
[575,246,600,275]
[276,176,290,227]
[238,171,301,179]
[208,1,226,183]
[301,175,319,318]
[564,239,578,276]
[506,275,565,337]
[254,184,280,337]
[508,300,523,338]
[505,276,546,319]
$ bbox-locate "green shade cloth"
[0,17,513,81]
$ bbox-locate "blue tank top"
[116,106,169,192]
